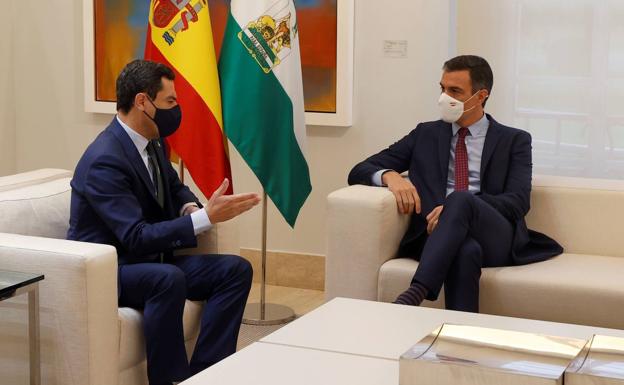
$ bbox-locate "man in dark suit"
[68,60,261,385]
[348,55,562,312]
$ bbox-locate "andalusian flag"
[219,0,311,227]
[145,0,233,196]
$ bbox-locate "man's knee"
[222,254,253,284]
[457,237,482,259]
[452,238,482,276]
[446,191,475,208]
[153,265,186,295]
[443,191,476,219]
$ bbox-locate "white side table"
[0,270,44,385]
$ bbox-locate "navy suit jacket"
[348,114,563,265]
[67,118,201,265]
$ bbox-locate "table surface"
[262,297,624,360]
[183,297,624,384]
[180,342,397,385]
[0,270,44,298]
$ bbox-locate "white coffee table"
[179,342,397,385]
[261,297,624,360]
[182,297,624,384]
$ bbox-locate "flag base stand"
[241,191,296,326]
[242,303,296,326]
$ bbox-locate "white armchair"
[0,169,239,385]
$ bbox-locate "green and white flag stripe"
[219,0,311,227]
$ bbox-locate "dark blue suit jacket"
[348,114,563,265]
[67,118,201,265]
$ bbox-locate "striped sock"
[393,282,428,306]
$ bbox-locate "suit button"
[175,240,181,246]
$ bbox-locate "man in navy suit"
[68,60,261,385]
[348,55,562,312]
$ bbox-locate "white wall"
[456,0,517,121]
[8,0,453,256]
[0,1,15,176]
[12,1,111,173]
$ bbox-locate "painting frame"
[82,0,353,126]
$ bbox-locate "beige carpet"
[236,320,296,350]
[236,284,324,350]
[247,284,325,316]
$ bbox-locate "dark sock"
[393,281,428,306]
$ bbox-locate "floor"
[237,283,325,350]
[246,283,326,316]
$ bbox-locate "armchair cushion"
[378,253,624,329]
[0,177,71,239]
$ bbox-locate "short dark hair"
[443,55,493,107]
[116,60,175,113]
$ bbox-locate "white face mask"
[438,91,480,123]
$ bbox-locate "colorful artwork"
[94,0,338,113]
[94,0,149,102]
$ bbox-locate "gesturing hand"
[382,171,421,215]
[426,205,444,234]
[205,179,261,223]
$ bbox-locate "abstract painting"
[93,0,150,102]
[85,0,352,125]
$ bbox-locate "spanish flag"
[144,0,232,196]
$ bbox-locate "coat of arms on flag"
[238,3,298,74]
[152,0,206,45]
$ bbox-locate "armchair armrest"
[0,233,119,385]
[326,185,410,301]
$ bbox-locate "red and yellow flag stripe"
[145,0,232,196]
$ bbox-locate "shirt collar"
[452,113,489,137]
[116,115,149,154]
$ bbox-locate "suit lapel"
[109,119,159,203]
[480,114,502,180]
[437,122,452,189]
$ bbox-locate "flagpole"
[242,190,296,325]
[260,190,267,318]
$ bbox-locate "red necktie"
[454,127,469,191]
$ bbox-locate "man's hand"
[205,179,261,223]
[382,171,421,214]
[426,205,444,234]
